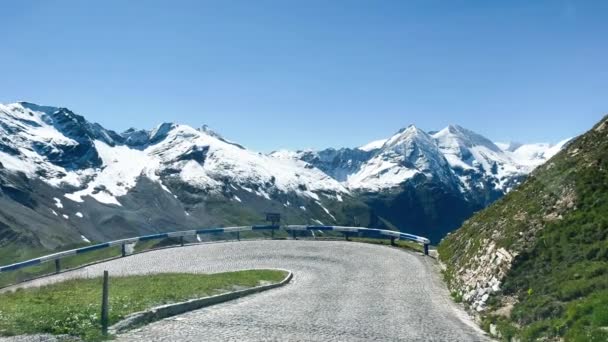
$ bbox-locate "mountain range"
[0,102,568,262]
[277,124,569,242]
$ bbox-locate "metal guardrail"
[0,225,430,274]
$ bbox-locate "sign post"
[101,271,109,335]
[265,213,281,239]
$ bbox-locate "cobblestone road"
[4,240,490,341]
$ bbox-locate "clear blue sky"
[1,0,606,151]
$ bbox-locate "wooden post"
[54,259,61,274]
[101,271,109,335]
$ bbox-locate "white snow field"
[0,101,567,207]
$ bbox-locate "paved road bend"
[4,240,490,341]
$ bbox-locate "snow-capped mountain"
[286,124,568,196]
[280,148,374,183]
[346,125,459,191]
[0,102,371,258]
[0,102,347,207]
[278,123,569,242]
[0,101,570,256]
[496,139,571,170]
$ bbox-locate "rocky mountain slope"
[438,115,608,341]
[280,124,568,242]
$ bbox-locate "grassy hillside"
[439,115,608,341]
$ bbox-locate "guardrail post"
[180,236,184,247]
[291,230,296,240]
[390,237,396,246]
[344,232,350,241]
[54,259,61,274]
[424,244,429,256]
[271,229,275,239]
[101,270,109,336]
[237,231,240,241]
[121,243,126,257]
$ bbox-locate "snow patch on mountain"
[178,160,221,190]
[53,197,64,209]
[148,124,348,198]
[507,138,571,170]
[359,138,387,151]
[0,101,569,212]
[64,141,165,205]
[347,125,455,190]
[316,201,337,221]
[432,125,525,191]
[0,102,348,209]
[346,156,418,190]
[0,103,78,179]
[289,123,570,195]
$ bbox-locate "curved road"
[6,240,489,341]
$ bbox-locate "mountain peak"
[198,124,223,139]
[345,122,457,191]
[358,138,388,151]
[396,124,421,134]
[148,122,176,144]
[445,124,474,136]
[434,124,502,152]
[15,101,62,115]
[385,124,430,146]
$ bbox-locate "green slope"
[439,115,608,341]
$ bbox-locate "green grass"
[0,229,314,288]
[0,246,123,288]
[439,115,608,341]
[0,270,287,341]
[0,244,48,267]
[351,237,424,253]
[0,238,190,288]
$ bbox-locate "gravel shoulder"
[1,240,490,341]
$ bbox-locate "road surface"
[4,240,489,341]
